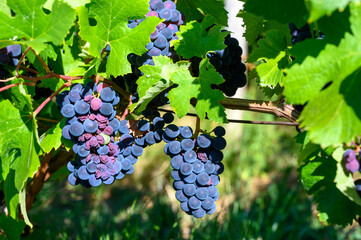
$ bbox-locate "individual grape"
[69,122,84,137]
[115,172,125,180]
[68,90,81,103]
[145,131,156,145]
[208,186,218,198]
[183,172,196,184]
[183,184,196,197]
[6,44,21,57]
[181,139,194,151]
[83,119,98,133]
[109,118,120,132]
[99,102,114,116]
[180,163,193,176]
[68,173,79,185]
[67,161,76,172]
[168,141,181,155]
[100,87,115,102]
[164,124,180,138]
[173,180,185,190]
[188,196,201,210]
[74,100,90,115]
[208,150,223,163]
[192,208,206,218]
[131,144,143,157]
[213,162,224,174]
[180,126,193,139]
[122,146,132,156]
[183,150,197,163]
[61,104,75,118]
[210,174,220,186]
[197,134,212,148]
[78,144,90,158]
[163,112,174,123]
[88,174,102,187]
[62,125,72,140]
[201,197,214,210]
[212,137,226,150]
[196,172,210,186]
[78,166,90,180]
[204,161,215,174]
[56,90,70,107]
[160,27,173,40]
[154,34,168,49]
[86,162,97,173]
[170,9,181,23]
[120,134,134,146]
[171,155,183,170]
[206,203,217,214]
[103,176,115,185]
[176,190,188,202]
[180,201,190,212]
[135,136,146,146]
[153,117,165,129]
[90,98,102,111]
[120,158,132,171]
[171,170,181,181]
[213,126,226,137]
[164,0,176,9]
[97,145,109,155]
[195,187,208,200]
[346,160,360,173]
[137,119,150,131]
[192,160,204,174]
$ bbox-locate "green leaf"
[40,119,65,153]
[307,0,357,22]
[0,0,11,17]
[78,0,162,77]
[44,0,89,10]
[0,100,40,222]
[169,58,227,123]
[298,70,361,147]
[244,0,308,27]
[248,30,290,88]
[237,11,264,45]
[177,0,228,26]
[300,151,361,226]
[129,56,190,113]
[173,16,229,58]
[0,0,76,53]
[0,213,25,240]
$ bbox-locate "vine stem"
[194,116,201,137]
[30,48,50,73]
[218,98,300,122]
[0,82,35,92]
[15,46,31,77]
[33,81,72,117]
[157,108,300,126]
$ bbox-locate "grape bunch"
[207,34,247,97]
[343,149,360,173]
[0,44,22,79]
[163,123,226,218]
[57,82,146,187]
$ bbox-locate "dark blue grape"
[83,119,98,133]
[192,208,206,218]
[208,186,218,198]
[208,150,223,163]
[210,174,220,186]
[213,126,226,136]
[171,170,181,181]
[78,166,90,180]
[131,144,143,157]
[159,8,172,21]
[164,124,180,138]
[69,122,84,137]
[62,125,71,140]
[89,174,102,187]
[100,87,115,102]
[61,104,75,118]
[74,100,90,115]
[180,201,190,212]
[183,150,197,163]
[213,163,224,174]
[201,197,214,210]
[183,172,196,184]
[183,184,196,196]
[188,196,201,209]
[86,162,97,173]
[56,90,70,107]
[173,180,185,190]
[97,145,109,155]
[153,117,165,129]
[68,90,81,103]
[180,163,193,176]
[181,139,194,151]
[171,155,183,170]
[68,173,79,185]
[115,172,125,180]
[197,172,210,186]
[67,161,76,172]
[137,119,150,131]
[103,176,115,185]
[121,159,132,171]
[109,118,120,131]
[122,146,132,156]
[180,126,193,139]
[212,137,226,150]
[192,160,204,174]
[162,112,174,123]
[195,187,208,200]
[145,131,156,145]
[168,141,181,155]
[135,136,146,146]
[204,161,215,174]
[6,45,21,57]
[154,34,167,49]
[99,102,114,116]
[197,134,211,148]
[170,9,181,23]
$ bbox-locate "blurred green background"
[23,82,361,240]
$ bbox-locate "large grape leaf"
[284,3,361,147]
[129,56,191,113]
[173,16,229,59]
[0,99,40,226]
[168,58,227,123]
[299,148,361,226]
[0,0,76,53]
[177,0,228,26]
[307,0,357,22]
[243,0,308,27]
[78,0,162,77]
[0,213,25,240]
[237,11,264,46]
[248,30,290,88]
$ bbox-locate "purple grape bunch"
[57,82,145,187]
[207,34,247,97]
[343,149,360,173]
[162,121,226,218]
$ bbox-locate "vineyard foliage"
[0,0,361,238]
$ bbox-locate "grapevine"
[1,0,361,238]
